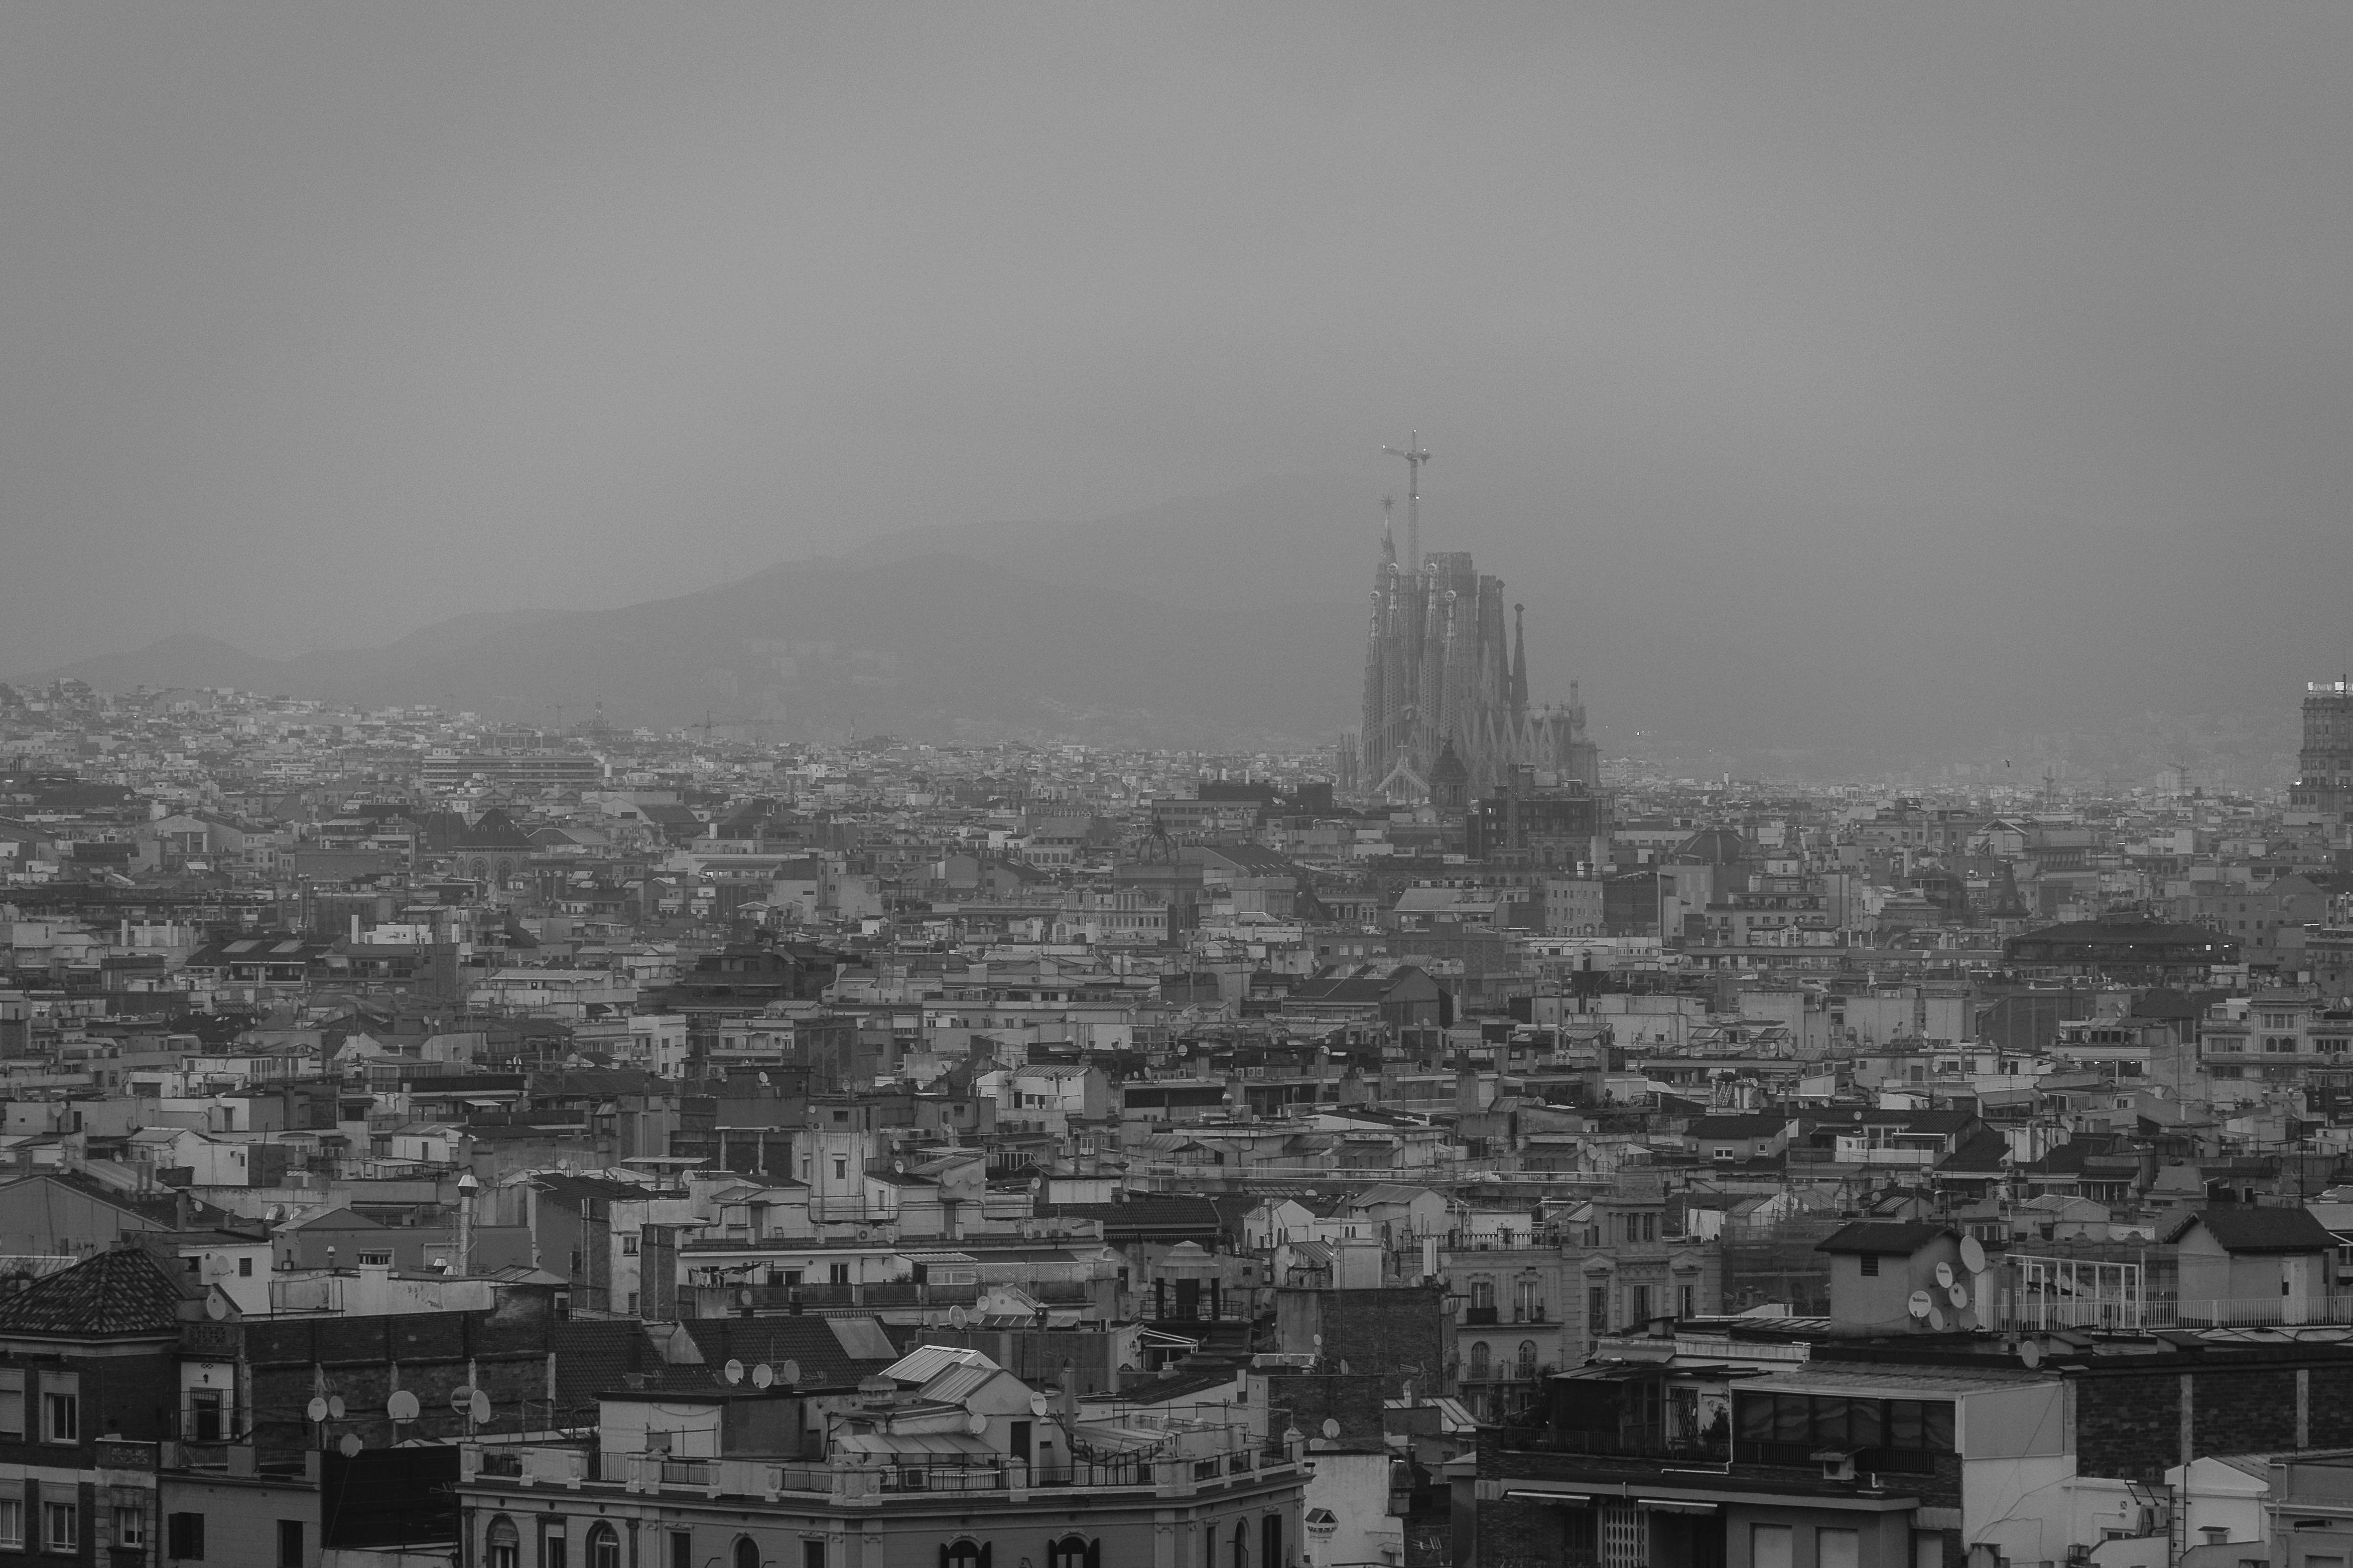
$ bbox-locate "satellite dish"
[724,1360,745,1385]
[758,1072,769,1085]
[450,1385,477,1413]
[328,1395,347,1420]
[1907,1291,1932,1320]
[1928,1306,1947,1332]
[1321,1418,1341,1440]
[266,1206,284,1223]
[386,1390,420,1421]
[948,1306,969,1329]
[1960,1236,1988,1273]
[737,1288,753,1307]
[1934,1262,1955,1289]
[205,1295,228,1321]
[1029,1392,1050,1417]
[1947,1283,1969,1310]
[967,1412,989,1437]
[471,1391,492,1423]
[338,1433,363,1458]
[306,1396,329,1423]
[2019,1339,2044,1369]
[1956,1308,1978,1332]
[752,1364,774,1388]
[776,1360,800,1388]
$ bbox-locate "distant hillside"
[17,554,1367,749]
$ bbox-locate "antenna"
[1380,432,1432,571]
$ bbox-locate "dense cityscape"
[13,8,2353,1568]
[1,520,2351,1568]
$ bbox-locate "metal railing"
[1999,1295,2353,1331]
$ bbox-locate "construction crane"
[1381,432,1431,571]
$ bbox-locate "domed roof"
[1671,826,1747,866]
[1429,738,1469,783]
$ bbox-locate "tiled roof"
[1815,1221,1951,1256]
[2165,1206,2339,1254]
[679,1315,890,1389]
[0,1246,192,1338]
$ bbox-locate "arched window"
[485,1517,519,1568]
[1470,1277,1495,1311]
[586,1524,621,1568]
[943,1539,988,1568]
[1518,1340,1539,1379]
[736,1538,761,1568]
[1231,1520,1250,1568]
[1049,1536,1096,1568]
[1467,1341,1490,1379]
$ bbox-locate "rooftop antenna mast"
[1381,432,1431,572]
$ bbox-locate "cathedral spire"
[1509,602,1528,718]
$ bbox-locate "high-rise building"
[2292,679,2353,819]
[1357,543,1594,802]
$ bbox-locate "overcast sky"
[5,5,2350,754]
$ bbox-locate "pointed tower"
[1509,602,1529,721]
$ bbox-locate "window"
[43,1501,75,1552]
[1262,1514,1282,1568]
[357,1251,394,1266]
[833,1159,848,1180]
[668,1531,692,1568]
[622,1234,641,1257]
[279,1520,305,1568]
[191,1388,224,1441]
[1232,1520,1250,1568]
[1588,1286,1607,1335]
[238,1257,253,1276]
[1468,1342,1490,1379]
[806,1541,828,1568]
[0,1498,19,1549]
[828,1263,849,1286]
[0,1370,22,1439]
[1629,1285,1652,1323]
[1517,1341,1538,1379]
[1819,1529,1860,1568]
[944,1542,987,1568]
[587,1523,621,1568]
[488,1517,521,1568]
[1753,1525,1793,1568]
[543,1521,568,1568]
[1050,1537,1094,1568]
[112,1506,144,1548]
[43,1387,77,1443]
[1860,1254,1880,1277]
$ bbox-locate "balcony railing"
[538,1450,1274,1501]
[1997,1295,2353,1330]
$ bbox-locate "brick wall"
[2311,1365,2353,1448]
[2074,1370,2182,1484]
[2194,1367,2298,1457]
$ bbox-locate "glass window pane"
[1890,1400,1923,1449]
[1754,1525,1794,1568]
[1849,1400,1884,1449]
[1736,1396,1770,1442]
[1820,1529,1860,1568]
[1922,1402,1954,1452]
[1812,1398,1849,1449]
[1772,1394,1808,1443]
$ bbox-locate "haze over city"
[6,7,2351,774]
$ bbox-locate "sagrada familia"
[1353,436,1598,803]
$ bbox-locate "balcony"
[1464,1305,1500,1325]
[469,1446,1296,1506]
